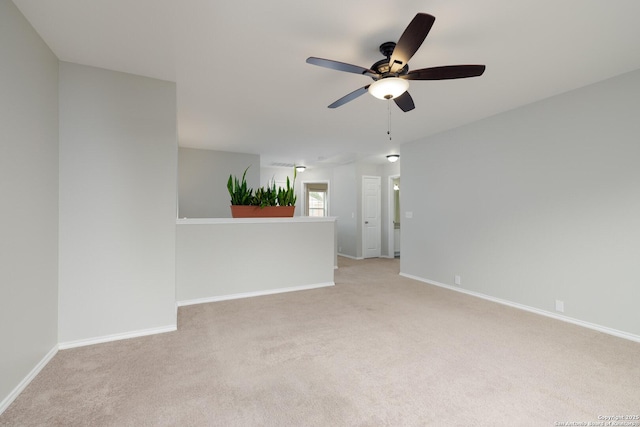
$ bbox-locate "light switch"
[405,211,413,219]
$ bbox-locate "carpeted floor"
[1,257,639,426]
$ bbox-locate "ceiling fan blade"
[307,57,379,78]
[328,85,370,109]
[389,13,436,74]
[404,65,486,80]
[394,91,415,112]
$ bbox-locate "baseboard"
[337,253,363,260]
[58,325,177,350]
[400,272,640,343]
[0,344,58,415]
[177,282,335,307]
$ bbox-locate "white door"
[362,176,381,258]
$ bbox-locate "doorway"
[388,175,400,258]
[302,181,329,217]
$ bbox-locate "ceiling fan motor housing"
[371,42,409,79]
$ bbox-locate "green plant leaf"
[227,165,255,205]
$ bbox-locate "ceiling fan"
[306,13,486,112]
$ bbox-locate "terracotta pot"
[230,205,295,218]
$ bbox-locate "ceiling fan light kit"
[306,13,486,112]
[368,78,409,100]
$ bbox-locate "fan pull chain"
[387,99,392,141]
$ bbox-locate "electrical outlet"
[454,275,461,286]
[555,300,564,313]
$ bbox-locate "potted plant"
[227,166,297,218]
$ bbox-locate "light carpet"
[1,257,639,426]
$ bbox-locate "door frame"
[301,180,330,216]
[387,174,400,258]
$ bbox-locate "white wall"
[260,166,294,188]
[58,62,178,344]
[179,148,260,218]
[332,164,358,257]
[176,218,336,304]
[0,0,59,410]
[401,69,640,337]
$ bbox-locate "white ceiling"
[13,0,640,168]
